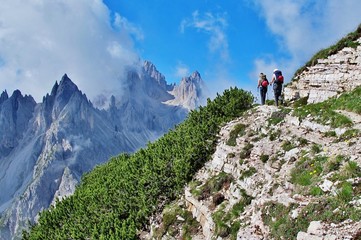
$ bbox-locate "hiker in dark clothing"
[257,73,268,105]
[270,69,284,107]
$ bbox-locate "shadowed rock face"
[0,90,36,158]
[0,61,206,239]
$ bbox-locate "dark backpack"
[261,78,269,87]
[274,70,284,84]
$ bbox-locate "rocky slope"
[144,31,361,240]
[146,101,361,240]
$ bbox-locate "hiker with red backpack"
[257,73,269,105]
[270,69,284,107]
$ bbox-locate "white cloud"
[181,10,230,61]
[174,62,190,78]
[113,13,144,41]
[0,0,141,103]
[252,0,361,80]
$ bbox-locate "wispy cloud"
[0,0,141,103]
[251,0,361,82]
[174,62,190,78]
[113,13,144,41]
[181,10,229,61]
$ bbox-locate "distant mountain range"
[0,61,207,239]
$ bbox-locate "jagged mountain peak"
[165,71,207,110]
[57,74,79,96]
[0,90,9,104]
[190,71,201,80]
[10,89,22,99]
[180,71,203,85]
[142,60,168,90]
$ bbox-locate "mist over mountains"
[0,61,207,239]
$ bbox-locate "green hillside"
[23,88,254,239]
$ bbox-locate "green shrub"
[268,109,291,126]
[239,167,257,180]
[337,182,353,202]
[227,124,247,146]
[298,137,308,146]
[269,129,281,141]
[239,143,254,159]
[281,140,295,151]
[213,190,252,239]
[324,131,337,137]
[311,144,322,154]
[310,186,323,196]
[198,172,233,200]
[260,154,270,163]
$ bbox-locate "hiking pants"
[273,84,282,106]
[260,87,267,105]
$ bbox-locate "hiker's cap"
[273,69,279,73]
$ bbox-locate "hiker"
[257,73,269,105]
[270,69,284,106]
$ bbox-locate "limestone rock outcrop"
[284,38,361,103]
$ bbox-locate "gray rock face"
[0,90,36,158]
[165,71,207,110]
[0,62,206,239]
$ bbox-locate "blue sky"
[0,0,360,103]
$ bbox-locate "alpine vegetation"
[23,88,254,239]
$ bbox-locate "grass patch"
[262,192,361,240]
[291,155,328,186]
[197,172,233,200]
[269,129,282,141]
[311,144,322,154]
[268,108,291,126]
[330,160,361,182]
[239,167,257,180]
[226,123,247,146]
[298,137,308,146]
[212,189,252,239]
[309,186,323,196]
[260,154,269,163]
[338,129,360,142]
[281,140,295,151]
[324,131,337,137]
[293,103,353,128]
[239,143,254,159]
[293,96,309,107]
[155,203,201,239]
[293,86,361,128]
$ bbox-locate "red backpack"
[261,79,269,87]
[274,70,284,84]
